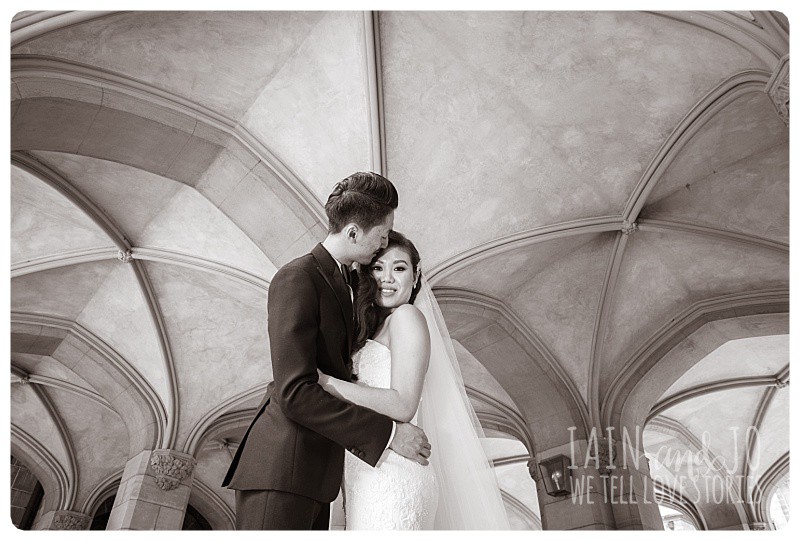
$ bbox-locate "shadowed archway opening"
[11,455,44,530]
[91,492,213,531]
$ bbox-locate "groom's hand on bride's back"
[389,422,432,466]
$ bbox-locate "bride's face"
[371,246,417,309]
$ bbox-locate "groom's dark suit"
[222,243,394,529]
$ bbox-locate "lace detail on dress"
[343,340,438,530]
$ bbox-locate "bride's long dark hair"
[353,230,422,352]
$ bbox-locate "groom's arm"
[268,264,393,466]
[318,304,430,422]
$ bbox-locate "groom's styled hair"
[325,172,399,233]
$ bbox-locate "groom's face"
[354,211,393,265]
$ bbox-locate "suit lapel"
[311,244,354,353]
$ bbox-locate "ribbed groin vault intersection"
[9,11,788,530]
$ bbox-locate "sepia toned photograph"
[8,9,790,531]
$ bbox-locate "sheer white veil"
[414,277,510,529]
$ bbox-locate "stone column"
[106,449,196,530]
[605,441,662,530]
[35,510,91,530]
[532,438,616,530]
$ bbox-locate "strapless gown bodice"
[342,340,438,530]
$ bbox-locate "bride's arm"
[318,304,430,423]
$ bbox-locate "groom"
[222,172,431,529]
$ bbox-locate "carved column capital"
[766,55,789,125]
[527,458,541,482]
[590,436,617,475]
[52,510,91,530]
[149,449,196,491]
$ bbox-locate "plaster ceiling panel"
[11,260,117,320]
[454,340,518,411]
[240,11,372,199]
[436,233,603,294]
[748,387,788,484]
[643,144,788,244]
[141,263,269,448]
[657,386,764,475]
[646,92,787,205]
[381,11,757,265]
[644,430,715,496]
[662,335,788,398]
[504,234,614,402]
[509,236,616,401]
[31,151,182,241]
[439,233,615,401]
[43,386,129,509]
[11,383,71,472]
[13,12,326,120]
[598,230,789,395]
[75,263,169,401]
[11,163,113,265]
[139,185,276,280]
[467,336,545,423]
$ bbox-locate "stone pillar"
[35,510,91,530]
[605,441,662,530]
[107,449,196,530]
[532,438,616,530]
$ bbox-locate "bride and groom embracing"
[222,172,508,530]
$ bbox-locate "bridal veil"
[414,278,510,529]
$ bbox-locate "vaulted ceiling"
[10,11,788,528]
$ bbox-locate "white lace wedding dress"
[342,339,439,530]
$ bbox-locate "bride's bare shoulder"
[389,303,424,323]
[387,304,429,341]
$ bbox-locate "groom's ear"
[345,224,358,242]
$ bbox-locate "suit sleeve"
[268,265,393,466]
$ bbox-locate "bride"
[317,231,509,530]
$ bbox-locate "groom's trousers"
[235,489,330,530]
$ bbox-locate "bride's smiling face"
[371,246,417,309]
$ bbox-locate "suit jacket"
[222,243,394,502]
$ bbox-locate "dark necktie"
[340,263,352,288]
